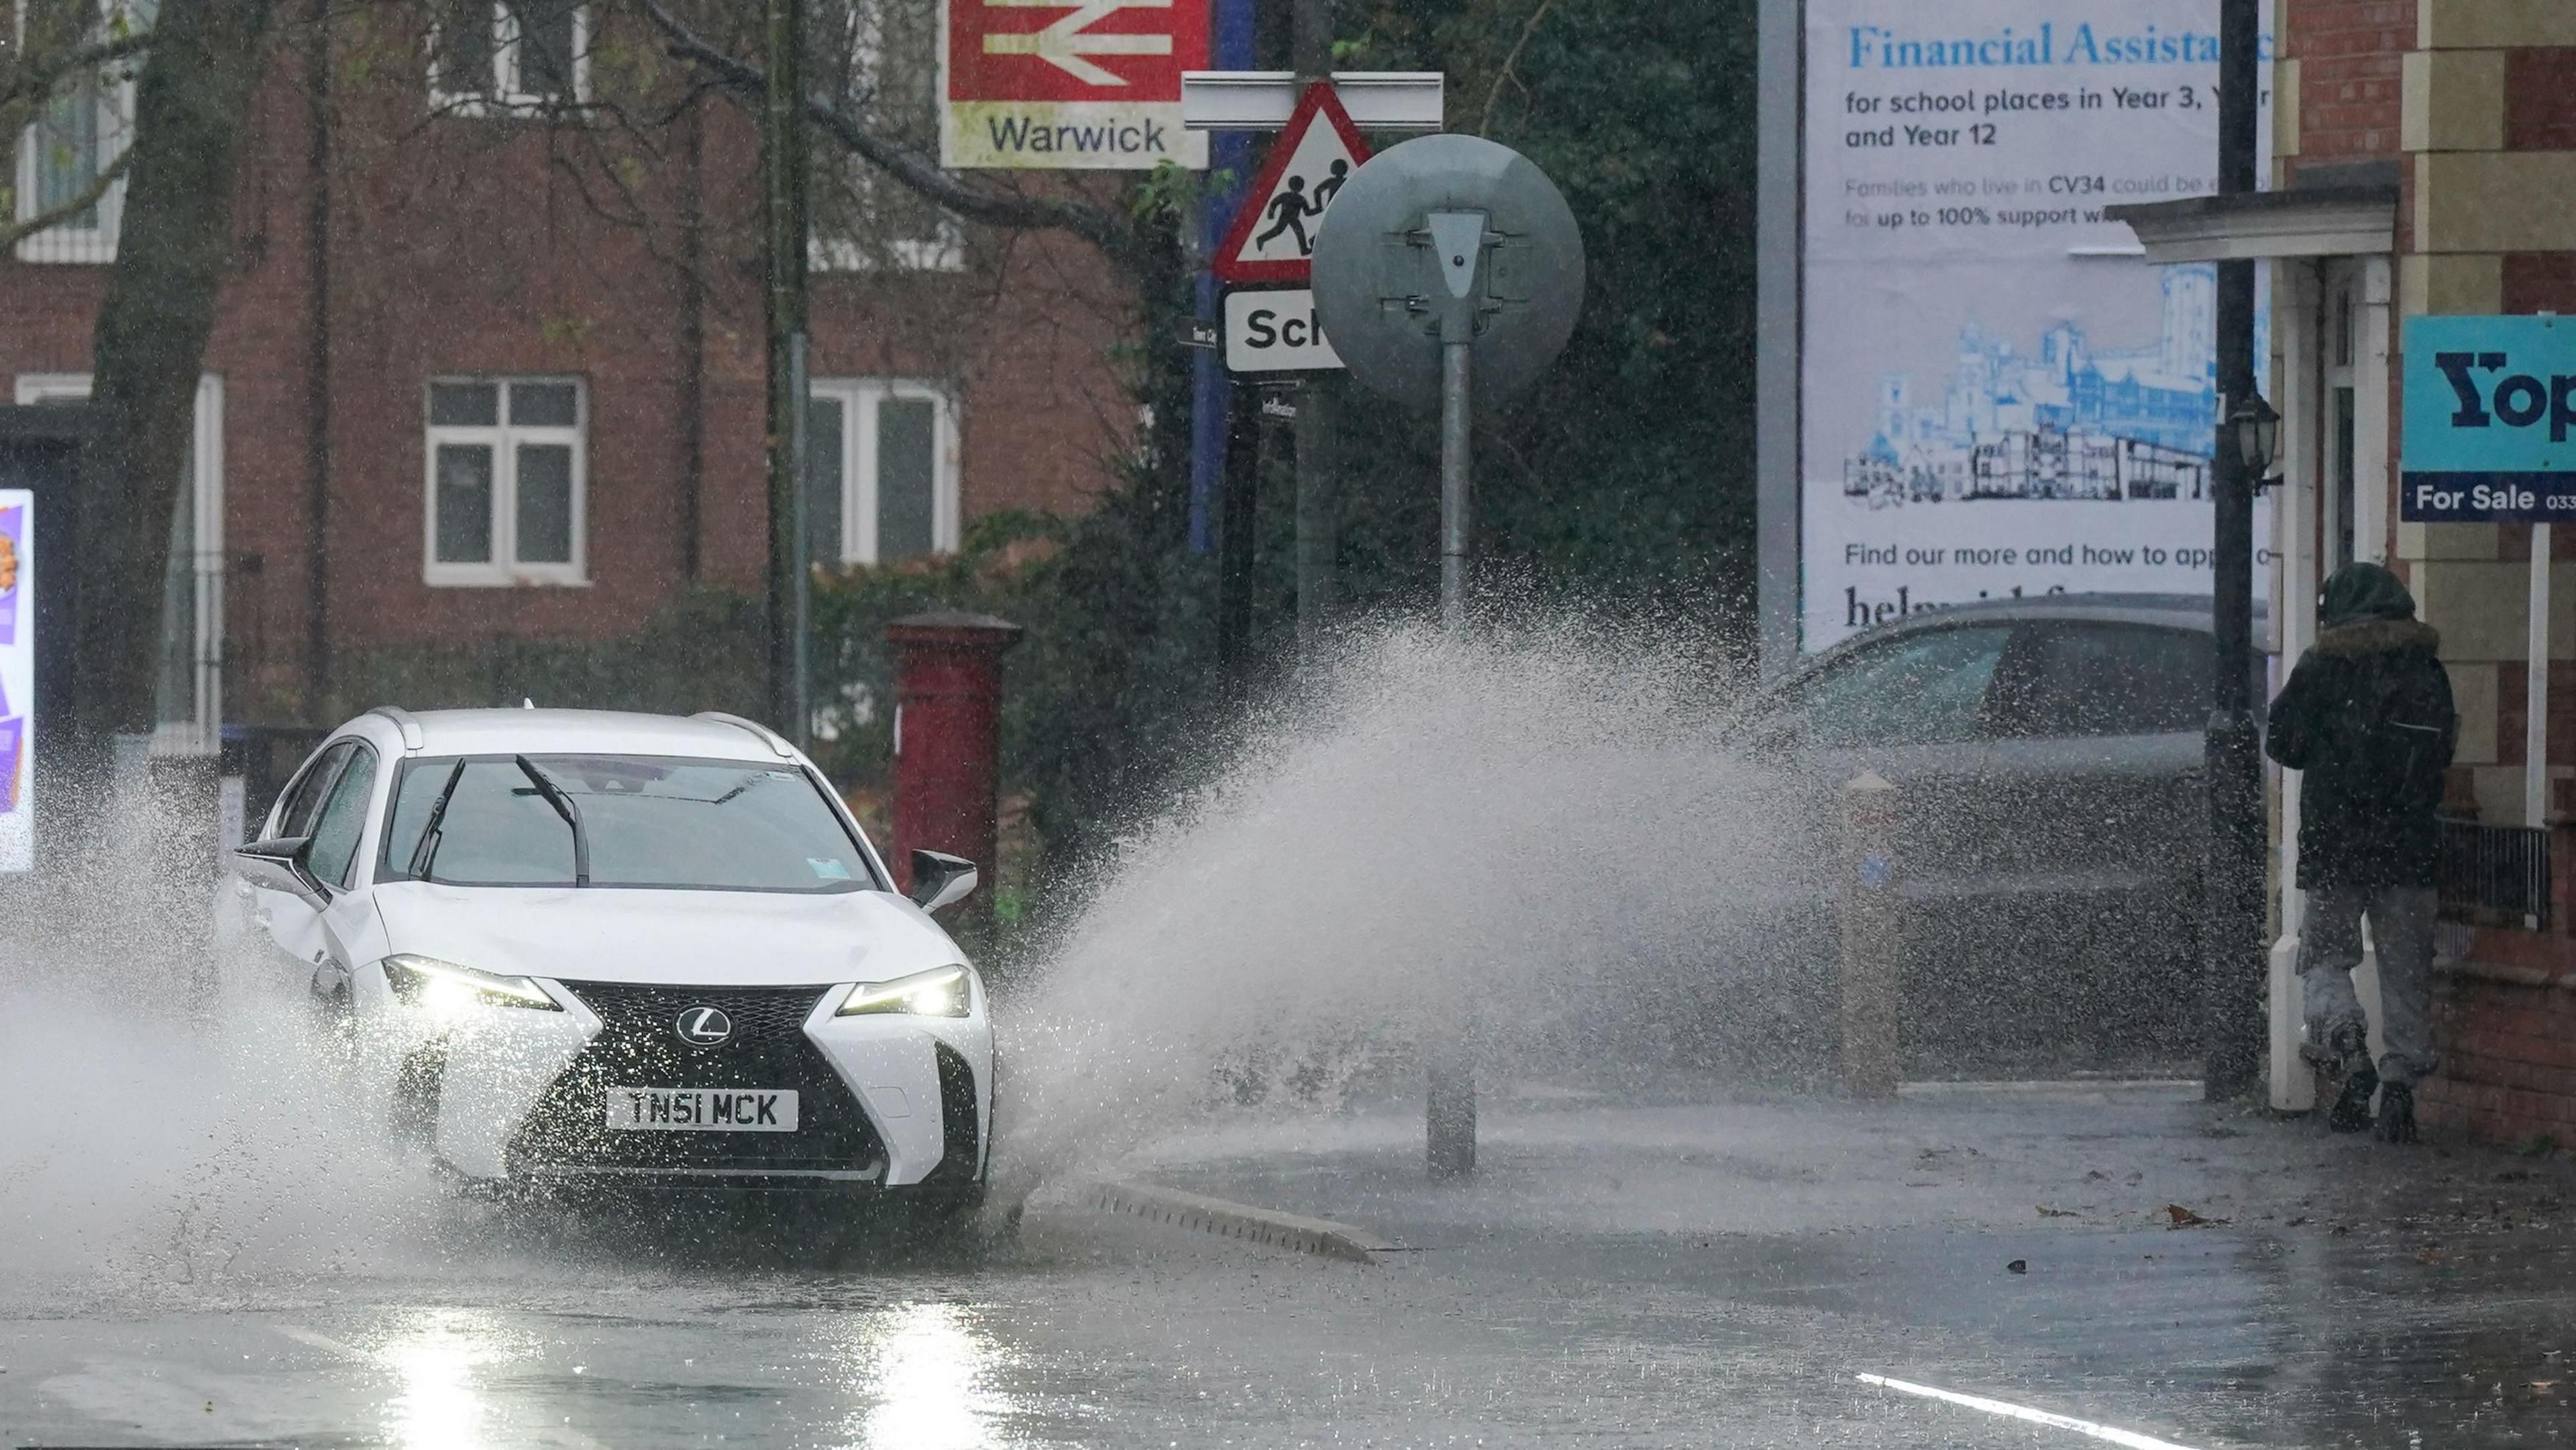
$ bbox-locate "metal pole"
[1291,0,1336,654]
[1426,333,1476,1178]
[1216,393,1258,682]
[1187,0,1259,554]
[788,330,812,751]
[2204,0,2265,1101]
[1293,384,1338,650]
[2530,523,2553,829]
[1754,0,1803,680]
[763,0,808,740]
[1439,340,1470,633]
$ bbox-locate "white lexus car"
[231,706,992,1209]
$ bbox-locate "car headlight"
[382,953,561,1016]
[836,964,972,1018]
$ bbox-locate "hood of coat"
[2313,616,2442,658]
[2319,561,2418,629]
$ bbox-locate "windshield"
[379,754,880,892]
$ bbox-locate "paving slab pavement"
[1127,1079,2576,1448]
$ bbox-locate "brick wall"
[0,16,1132,720]
[2420,961,2576,1147]
[2282,0,2415,170]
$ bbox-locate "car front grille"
[506,982,885,1176]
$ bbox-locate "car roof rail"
[693,711,798,759]
[367,705,425,752]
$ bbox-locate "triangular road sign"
[1212,82,1373,284]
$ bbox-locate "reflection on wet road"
[7,1089,2576,1448]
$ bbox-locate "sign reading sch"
[2402,315,2576,521]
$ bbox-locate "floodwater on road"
[5,1084,2575,1449]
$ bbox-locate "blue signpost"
[2401,315,2576,521]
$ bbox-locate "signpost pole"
[1426,214,1483,1178]
[763,0,810,747]
[2204,0,2267,1101]
[2531,524,2552,831]
[1439,340,1470,633]
[1313,142,1582,1182]
[1426,327,1477,1178]
[1291,0,1336,654]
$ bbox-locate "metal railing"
[2434,816,2552,932]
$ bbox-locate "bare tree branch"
[1477,0,1562,137]
[633,0,1144,272]
[0,26,157,110]
[0,145,132,250]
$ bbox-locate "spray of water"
[0,769,444,1307]
[1,623,1809,1277]
[995,619,1809,1194]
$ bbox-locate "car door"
[248,739,382,1004]
[294,741,386,1007]
[1972,620,2212,1060]
[247,741,353,978]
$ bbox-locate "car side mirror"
[908,849,979,914]
[233,835,328,910]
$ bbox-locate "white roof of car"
[362,708,793,763]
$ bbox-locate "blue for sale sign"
[2402,314,2576,521]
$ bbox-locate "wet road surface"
[6,1082,2575,1448]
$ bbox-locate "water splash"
[0,765,444,1306]
[994,620,1808,1194]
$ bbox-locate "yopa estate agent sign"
[2402,315,2576,521]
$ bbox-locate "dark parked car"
[1731,594,2267,1077]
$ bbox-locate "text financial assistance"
[1799,0,2268,651]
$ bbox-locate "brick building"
[0,3,1130,746]
[2122,0,2576,1145]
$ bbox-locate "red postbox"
[886,611,1022,902]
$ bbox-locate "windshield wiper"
[515,754,592,887]
[406,758,470,880]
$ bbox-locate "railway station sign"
[2400,315,2576,521]
[942,0,1210,170]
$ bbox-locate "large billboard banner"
[942,0,1210,170]
[1,490,31,872]
[1801,0,2264,651]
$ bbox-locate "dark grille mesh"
[506,982,883,1176]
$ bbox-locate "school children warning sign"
[941,0,1210,170]
[1213,83,1371,283]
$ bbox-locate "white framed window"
[423,377,587,586]
[15,371,224,755]
[13,0,156,264]
[809,0,961,274]
[806,380,959,566]
[429,0,588,113]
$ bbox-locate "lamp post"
[2204,0,2267,1102]
[2229,393,2282,488]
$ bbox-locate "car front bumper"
[416,979,992,1191]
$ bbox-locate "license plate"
[605,1087,799,1132]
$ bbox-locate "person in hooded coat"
[2265,561,2457,1141]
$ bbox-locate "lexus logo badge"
[676,1006,734,1046]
